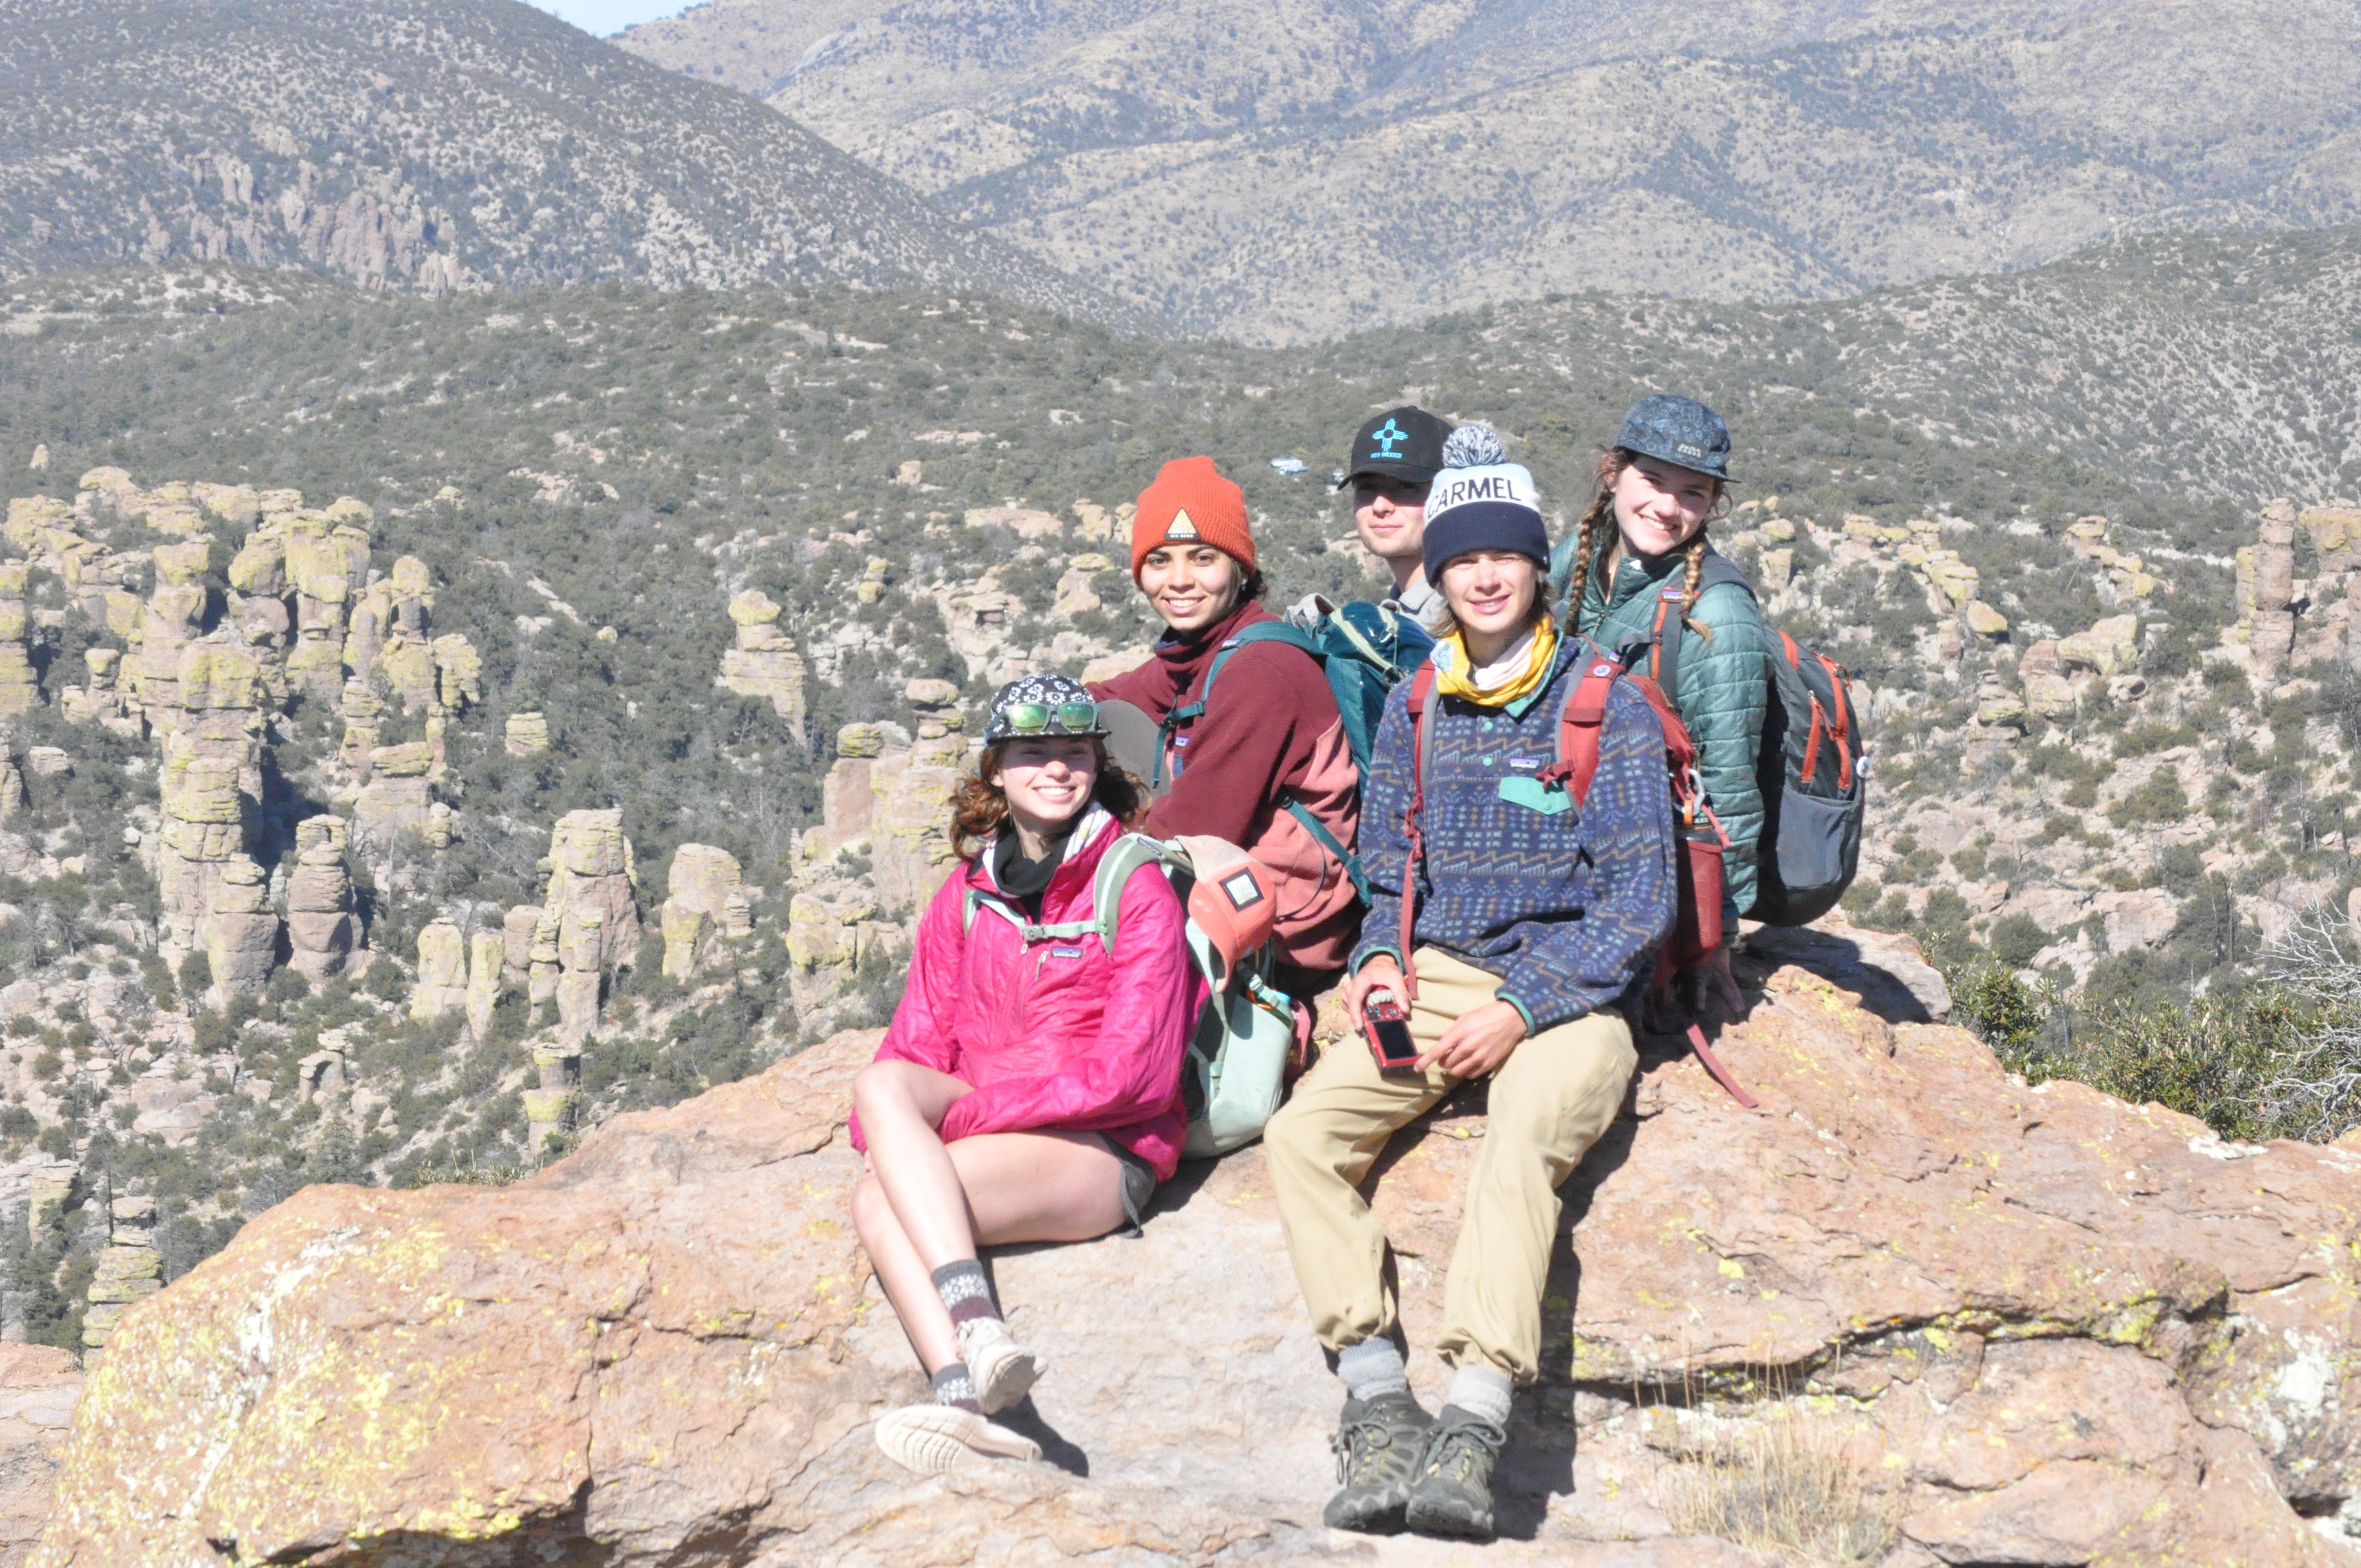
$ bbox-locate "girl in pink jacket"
[851,674,1204,1475]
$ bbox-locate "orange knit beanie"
[1130,456,1254,580]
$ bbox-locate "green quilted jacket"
[1552,536,1776,926]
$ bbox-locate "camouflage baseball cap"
[1615,394,1732,481]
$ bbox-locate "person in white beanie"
[1262,426,1677,1541]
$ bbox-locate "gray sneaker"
[1323,1391,1433,1533]
[1403,1404,1506,1539]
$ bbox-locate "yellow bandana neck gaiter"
[1432,616,1558,707]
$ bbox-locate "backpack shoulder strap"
[1086,833,1174,957]
[1397,662,1439,999]
[1543,646,1625,808]
[1647,553,1756,709]
[1158,621,1326,787]
[1325,602,1410,681]
[1696,553,1753,597]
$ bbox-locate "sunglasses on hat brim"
[998,700,1101,736]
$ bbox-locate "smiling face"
[989,736,1100,837]
[1611,454,1722,559]
[1351,476,1431,565]
[1437,550,1542,649]
[1138,543,1248,634]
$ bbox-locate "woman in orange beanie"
[1092,456,1361,997]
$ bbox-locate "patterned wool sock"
[932,1259,1001,1328]
[1337,1338,1411,1403]
[930,1362,983,1413]
[1444,1363,1513,1427]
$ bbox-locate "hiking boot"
[1403,1404,1506,1539]
[873,1402,1042,1474]
[1323,1391,1433,1533]
[957,1317,1044,1414]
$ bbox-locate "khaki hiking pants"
[1262,946,1637,1384]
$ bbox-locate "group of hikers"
[844,395,1860,1539]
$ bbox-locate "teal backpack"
[963,832,1302,1159]
[1149,608,1432,906]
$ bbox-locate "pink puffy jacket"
[850,810,1205,1180]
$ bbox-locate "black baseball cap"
[1338,406,1449,489]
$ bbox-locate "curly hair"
[948,737,1149,860]
[1558,449,1729,647]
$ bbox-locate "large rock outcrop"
[28,929,2361,1566]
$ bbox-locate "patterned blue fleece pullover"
[1351,637,1677,1032]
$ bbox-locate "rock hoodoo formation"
[75,1198,159,1367]
[521,810,642,1151]
[30,929,2361,1566]
[283,816,363,982]
[2248,497,2301,677]
[408,921,467,1021]
[717,589,807,738]
[788,683,975,1011]
[9,472,492,1004]
[660,844,751,981]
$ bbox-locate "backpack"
[1151,614,1417,905]
[963,832,1307,1158]
[1402,645,1759,1108]
[1620,557,1867,928]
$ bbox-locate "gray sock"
[930,1362,981,1413]
[1337,1338,1410,1403]
[1445,1363,1513,1427]
[932,1259,1000,1327]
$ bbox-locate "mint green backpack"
[963,831,1301,1158]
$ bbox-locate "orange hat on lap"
[1131,456,1254,580]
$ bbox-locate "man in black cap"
[1341,406,1449,625]
[1290,406,1451,677]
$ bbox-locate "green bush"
[1984,914,2048,970]
[1946,957,2351,1142]
[2108,769,2188,827]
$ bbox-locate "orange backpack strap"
[1540,649,1624,806]
[1397,662,1439,998]
[1818,652,1856,791]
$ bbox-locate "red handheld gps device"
[1364,992,1419,1071]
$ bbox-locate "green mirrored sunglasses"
[1002,700,1099,735]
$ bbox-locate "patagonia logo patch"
[1166,507,1200,540]
[1221,870,1264,910]
[1049,945,1085,959]
[1507,756,1542,770]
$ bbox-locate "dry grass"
[1656,1407,1897,1567]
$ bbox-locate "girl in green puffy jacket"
[1550,394,1777,1016]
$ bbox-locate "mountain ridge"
[0,0,1145,329]
[622,0,2361,342]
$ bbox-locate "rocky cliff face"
[26,926,2361,1565]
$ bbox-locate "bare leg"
[852,1060,983,1270]
[852,1121,1128,1373]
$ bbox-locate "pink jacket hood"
[852,808,1205,1180]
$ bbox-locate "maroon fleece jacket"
[1091,601,1361,967]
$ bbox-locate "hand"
[1346,956,1406,1032]
[1419,999,1527,1079]
[1696,948,1746,1019]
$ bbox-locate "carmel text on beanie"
[1419,424,1550,581]
[1130,455,1255,580]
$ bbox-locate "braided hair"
[1558,450,1726,646]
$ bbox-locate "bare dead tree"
[2260,903,2361,1141]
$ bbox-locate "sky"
[525,0,690,39]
